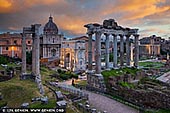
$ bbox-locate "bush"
[59,74,70,80]
[0,56,8,64]
[71,74,78,79]
[6,67,14,73]
[26,51,32,64]
[57,69,62,74]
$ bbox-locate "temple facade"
[84,19,139,92]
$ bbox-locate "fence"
[57,84,88,100]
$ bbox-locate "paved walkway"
[59,80,138,113]
[85,91,138,113]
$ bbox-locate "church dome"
[44,16,58,34]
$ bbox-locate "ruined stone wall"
[115,88,170,109]
[108,80,170,109]
[108,71,146,86]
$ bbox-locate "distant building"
[0,32,32,58]
[139,35,161,58]
[60,39,86,71]
[40,16,64,63]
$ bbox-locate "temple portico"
[84,19,139,92]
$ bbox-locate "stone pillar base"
[105,68,111,71]
[113,67,119,70]
[20,73,35,80]
[126,65,132,68]
[87,73,106,93]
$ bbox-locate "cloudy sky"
[0,0,170,39]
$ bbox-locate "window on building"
[67,44,69,47]
[14,40,17,44]
[6,47,8,50]
[53,38,54,43]
[28,41,30,44]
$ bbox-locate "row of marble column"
[87,32,139,74]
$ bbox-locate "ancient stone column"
[134,34,139,67]
[130,43,134,66]
[105,33,110,69]
[95,31,102,74]
[21,33,26,74]
[113,34,118,68]
[34,24,41,76]
[88,32,93,70]
[32,33,36,75]
[120,34,124,67]
[35,24,44,95]
[126,35,131,66]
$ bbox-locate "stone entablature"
[84,19,139,73]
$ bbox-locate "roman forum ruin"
[21,24,44,95]
[84,19,139,91]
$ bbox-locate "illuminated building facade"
[71,36,95,64]
[60,40,86,71]
[0,32,32,58]
[139,35,161,58]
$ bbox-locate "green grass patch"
[57,69,78,80]
[7,62,19,67]
[76,80,87,86]
[145,109,170,113]
[40,66,56,83]
[0,65,5,71]
[0,75,40,107]
[102,67,139,84]
[119,82,135,89]
[66,107,77,113]
[139,61,164,69]
[0,65,60,108]
[30,99,56,108]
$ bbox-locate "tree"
[0,55,8,64]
